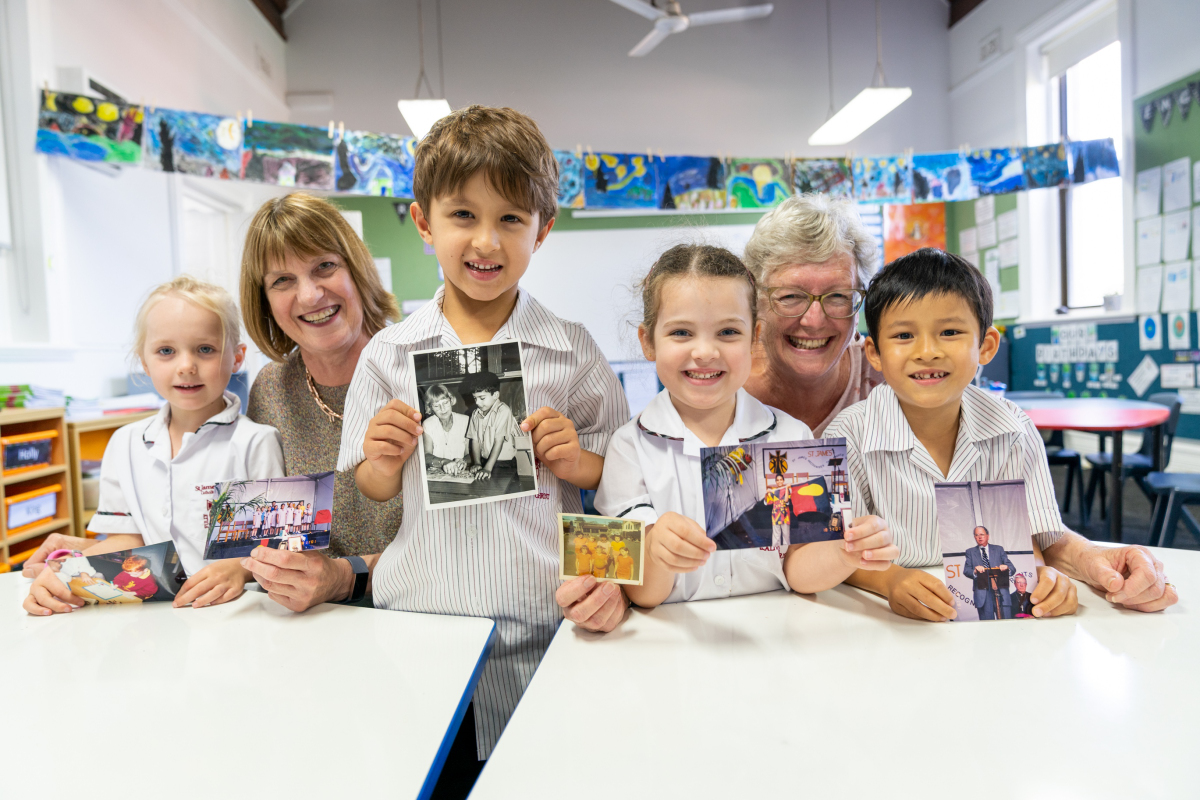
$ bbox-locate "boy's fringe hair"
[133,275,241,361]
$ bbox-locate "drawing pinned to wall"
[583,152,657,209]
[967,147,1026,195]
[659,156,725,210]
[726,158,791,209]
[334,131,415,197]
[852,155,912,203]
[554,150,584,208]
[142,108,241,178]
[241,120,335,190]
[792,158,853,198]
[1022,143,1070,189]
[36,90,143,164]
[883,203,946,262]
[1068,138,1121,184]
[911,152,974,202]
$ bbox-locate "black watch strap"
[341,556,369,603]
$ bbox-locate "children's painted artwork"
[142,108,242,178]
[241,120,335,190]
[883,203,946,263]
[726,158,791,209]
[967,147,1026,195]
[582,152,657,209]
[852,155,912,203]
[659,156,726,210]
[911,152,975,202]
[36,90,144,164]
[701,438,850,550]
[938,480,1038,622]
[48,541,185,605]
[1022,143,1070,189]
[199,472,335,559]
[792,158,853,199]
[559,513,645,586]
[410,340,537,509]
[554,150,585,208]
[1068,138,1121,185]
[334,131,416,197]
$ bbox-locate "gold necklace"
[303,362,343,423]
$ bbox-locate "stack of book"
[0,384,66,409]
[66,392,163,420]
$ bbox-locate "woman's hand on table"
[364,399,424,477]
[23,569,85,616]
[241,547,353,612]
[173,558,249,609]
[20,533,93,578]
[557,576,627,633]
[1030,566,1078,617]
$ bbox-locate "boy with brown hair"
[336,106,630,775]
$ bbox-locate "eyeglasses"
[763,287,864,319]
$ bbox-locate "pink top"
[812,337,884,436]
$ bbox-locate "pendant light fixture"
[398,0,451,139]
[808,0,911,146]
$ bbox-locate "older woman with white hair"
[743,194,883,435]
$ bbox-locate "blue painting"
[142,108,242,178]
[36,90,143,164]
[1068,138,1120,184]
[660,156,725,210]
[852,155,912,203]
[554,150,584,208]
[1022,143,1069,189]
[582,152,657,209]
[241,121,335,190]
[335,131,415,197]
[911,152,975,202]
[967,147,1026,195]
[792,158,853,199]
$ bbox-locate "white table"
[0,573,495,800]
[474,547,1198,799]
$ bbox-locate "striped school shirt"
[337,287,628,757]
[824,384,1064,568]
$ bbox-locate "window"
[1057,40,1124,309]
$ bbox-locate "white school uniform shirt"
[337,286,628,757]
[87,392,285,575]
[824,383,1064,568]
[595,388,813,604]
[253,509,263,528]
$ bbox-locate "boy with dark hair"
[460,370,520,483]
[826,248,1178,622]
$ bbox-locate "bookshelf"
[0,408,72,571]
[66,411,156,537]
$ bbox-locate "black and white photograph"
[937,480,1039,622]
[410,340,537,509]
[199,472,335,559]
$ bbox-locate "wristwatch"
[340,556,369,603]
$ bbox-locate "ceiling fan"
[608,0,774,57]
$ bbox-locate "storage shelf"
[2,464,67,486]
[5,517,70,546]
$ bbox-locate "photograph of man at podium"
[963,526,1016,620]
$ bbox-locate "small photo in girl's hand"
[701,438,852,550]
[49,541,186,605]
[410,340,537,510]
[199,472,335,560]
[559,513,644,586]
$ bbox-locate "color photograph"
[701,438,850,550]
[199,472,335,559]
[554,149,585,208]
[911,152,975,202]
[852,155,912,202]
[967,147,1026,195]
[335,130,416,197]
[559,513,644,586]
[36,89,143,164]
[937,480,1039,622]
[411,341,537,509]
[142,107,242,178]
[726,157,791,208]
[240,120,335,189]
[792,157,854,198]
[48,541,186,605]
[582,152,657,208]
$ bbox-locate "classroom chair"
[1145,472,1200,548]
[1006,391,1087,525]
[1084,392,1182,520]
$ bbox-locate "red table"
[1011,398,1170,542]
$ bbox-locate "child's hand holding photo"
[783,514,898,595]
[521,406,604,490]
[647,512,716,573]
[358,398,424,501]
[23,567,87,616]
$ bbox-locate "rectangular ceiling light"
[807,87,912,146]
[398,98,453,139]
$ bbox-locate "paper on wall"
[1167,312,1193,352]
[984,249,1001,296]
[1128,354,1160,396]
[1159,362,1195,387]
[959,227,977,253]
[1135,266,1163,314]
[975,195,995,223]
[997,209,1018,241]
[977,219,998,249]
[1136,166,1162,219]
[1193,261,1200,310]
[999,238,1019,267]
[1163,157,1191,213]
[1163,210,1192,262]
[1161,262,1192,312]
[1179,387,1200,415]
[1195,161,1200,205]
[1193,207,1200,264]
[997,290,1021,319]
[1136,216,1163,266]
[1138,315,1163,353]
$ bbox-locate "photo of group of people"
[48,541,186,605]
[701,438,852,550]
[199,472,335,559]
[558,513,644,586]
[937,480,1039,622]
[411,340,537,509]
